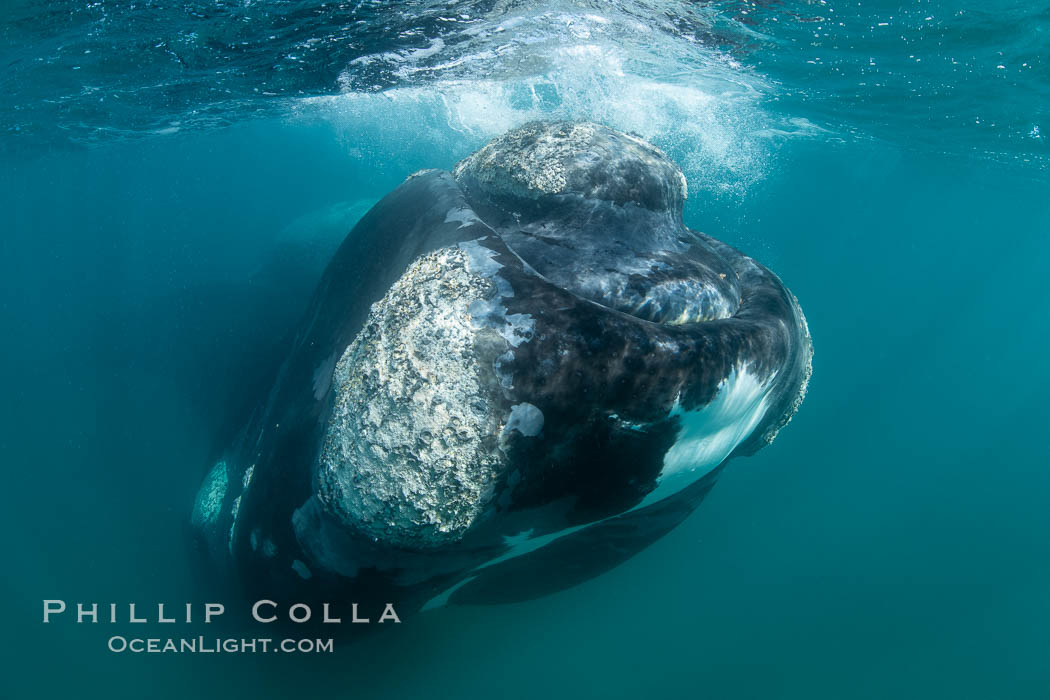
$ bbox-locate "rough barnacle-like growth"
[453,121,688,210]
[318,246,514,549]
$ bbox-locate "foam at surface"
[293,7,808,198]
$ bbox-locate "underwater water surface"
[2,1,1049,698]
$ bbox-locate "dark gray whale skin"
[191,121,812,611]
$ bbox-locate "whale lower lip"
[192,120,812,605]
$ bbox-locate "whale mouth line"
[491,228,738,326]
[454,120,742,327]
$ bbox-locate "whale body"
[192,121,812,609]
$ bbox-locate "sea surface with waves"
[2,2,1049,698]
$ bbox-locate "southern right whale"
[191,120,813,611]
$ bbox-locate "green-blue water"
[2,1,1049,698]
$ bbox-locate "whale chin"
[192,120,812,609]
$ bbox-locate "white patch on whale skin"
[444,206,481,229]
[421,575,477,612]
[220,463,257,555]
[420,528,569,610]
[458,238,504,279]
[249,523,277,559]
[642,364,774,507]
[503,402,544,437]
[312,351,338,400]
[248,526,278,559]
[420,524,589,609]
[291,559,313,580]
[227,496,241,555]
[459,238,534,384]
[467,298,534,347]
